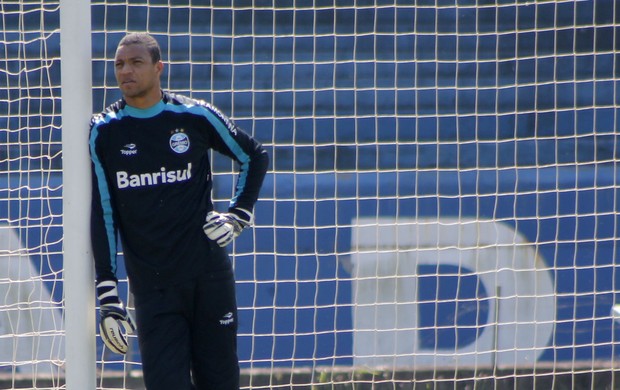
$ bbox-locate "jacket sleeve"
[89,118,119,283]
[201,104,269,215]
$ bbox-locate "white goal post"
[59,0,96,389]
[0,1,619,389]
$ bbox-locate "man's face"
[114,43,162,99]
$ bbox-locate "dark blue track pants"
[133,268,240,390]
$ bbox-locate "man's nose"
[117,63,132,74]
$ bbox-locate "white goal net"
[0,0,65,388]
[2,0,619,389]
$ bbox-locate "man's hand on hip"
[203,208,253,247]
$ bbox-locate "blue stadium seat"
[6,3,618,172]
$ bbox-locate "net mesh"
[1,1,619,389]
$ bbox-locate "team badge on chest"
[169,129,190,154]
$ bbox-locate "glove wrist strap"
[96,280,121,306]
[229,207,254,227]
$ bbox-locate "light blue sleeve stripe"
[165,103,250,206]
[89,118,118,273]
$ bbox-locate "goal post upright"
[59,0,96,389]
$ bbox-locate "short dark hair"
[117,33,161,63]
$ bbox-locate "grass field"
[3,365,620,389]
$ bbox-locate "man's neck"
[124,90,163,109]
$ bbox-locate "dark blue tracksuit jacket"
[89,91,269,293]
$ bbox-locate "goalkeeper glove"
[203,208,253,247]
[96,279,136,355]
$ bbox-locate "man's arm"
[202,103,270,215]
[89,119,134,354]
[200,104,269,246]
[89,121,119,283]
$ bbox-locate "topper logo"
[120,143,137,156]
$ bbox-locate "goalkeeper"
[89,33,269,390]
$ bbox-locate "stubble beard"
[120,84,147,99]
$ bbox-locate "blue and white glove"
[203,208,253,247]
[96,279,136,355]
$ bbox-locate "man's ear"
[156,60,164,76]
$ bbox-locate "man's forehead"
[115,44,150,60]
